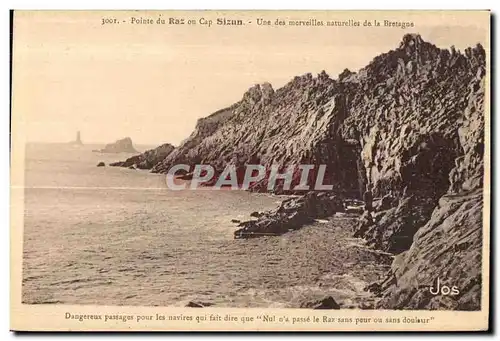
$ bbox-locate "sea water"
[21,143,389,308]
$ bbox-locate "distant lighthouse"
[70,131,83,145]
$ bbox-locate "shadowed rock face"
[371,60,486,310]
[146,34,486,310]
[97,137,138,153]
[374,190,483,310]
[110,143,175,169]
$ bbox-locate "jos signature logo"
[429,278,460,296]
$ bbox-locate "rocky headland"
[110,143,175,169]
[93,137,138,153]
[133,34,487,310]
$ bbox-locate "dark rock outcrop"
[250,211,263,218]
[373,190,483,310]
[355,195,437,254]
[110,143,175,169]
[96,162,105,167]
[300,296,341,310]
[234,192,343,238]
[185,301,214,308]
[95,137,138,153]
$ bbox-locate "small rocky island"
[93,137,138,153]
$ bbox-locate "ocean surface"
[21,143,391,308]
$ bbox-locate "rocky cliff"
[151,103,239,173]
[152,76,356,192]
[110,143,175,169]
[151,34,487,310]
[370,54,486,310]
[95,137,138,153]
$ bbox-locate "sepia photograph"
[10,10,490,331]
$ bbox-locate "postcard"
[10,10,490,331]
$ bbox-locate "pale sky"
[12,11,489,145]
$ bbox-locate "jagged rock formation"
[148,34,486,310]
[371,58,486,310]
[110,143,175,169]
[234,192,344,238]
[151,104,238,173]
[94,137,138,153]
[152,78,356,193]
